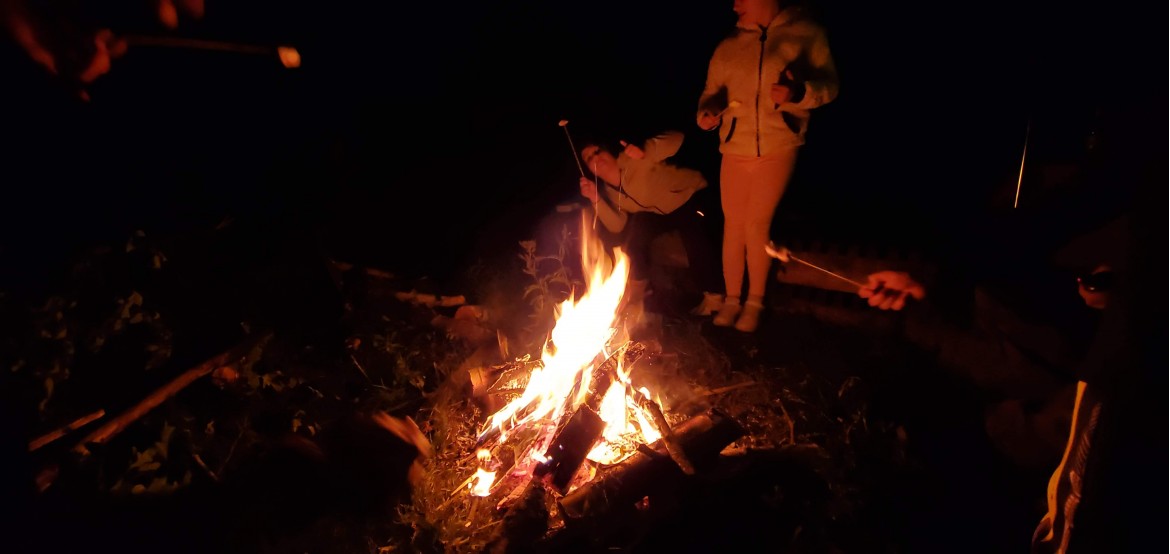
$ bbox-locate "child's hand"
[578,177,599,203]
[619,140,644,160]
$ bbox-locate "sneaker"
[712,300,741,327]
[734,300,765,332]
[690,292,725,316]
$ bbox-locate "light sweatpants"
[719,148,799,301]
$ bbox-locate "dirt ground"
[3,217,1054,554]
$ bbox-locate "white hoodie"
[697,6,839,157]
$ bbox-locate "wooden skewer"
[121,35,301,68]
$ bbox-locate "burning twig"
[580,341,643,413]
[626,386,693,475]
[557,411,745,522]
[475,342,643,448]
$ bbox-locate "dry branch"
[395,290,466,308]
[554,409,739,521]
[73,331,273,456]
[627,387,693,475]
[28,409,105,452]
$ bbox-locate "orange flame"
[483,214,630,441]
[472,212,663,487]
[469,448,496,496]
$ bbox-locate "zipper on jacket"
[756,27,766,157]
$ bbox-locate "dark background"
[4,0,1153,291]
[0,3,1163,552]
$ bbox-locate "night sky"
[2,0,1159,286]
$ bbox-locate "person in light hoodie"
[696,0,838,332]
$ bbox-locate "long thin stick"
[790,255,866,288]
[767,241,866,289]
[28,409,105,452]
[559,120,598,228]
[123,35,269,54]
[561,123,585,178]
[73,331,272,457]
[1013,119,1032,209]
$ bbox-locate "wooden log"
[28,409,105,452]
[627,386,693,475]
[557,410,744,520]
[529,342,646,493]
[532,405,606,493]
[476,342,644,448]
[73,331,273,456]
[581,341,644,413]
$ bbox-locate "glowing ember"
[469,449,496,497]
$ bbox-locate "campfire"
[438,214,743,547]
[464,215,677,496]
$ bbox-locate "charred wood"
[557,410,744,522]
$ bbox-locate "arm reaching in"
[858,271,926,311]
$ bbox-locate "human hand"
[771,68,800,107]
[2,0,203,98]
[578,177,600,203]
[697,111,721,131]
[619,140,644,160]
[770,83,794,106]
[858,271,926,311]
[155,0,205,30]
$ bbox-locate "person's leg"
[715,154,753,325]
[736,147,799,331]
[671,197,723,293]
[662,195,724,314]
[622,213,656,284]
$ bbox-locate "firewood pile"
[394,280,894,553]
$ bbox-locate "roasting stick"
[765,241,866,289]
[121,34,301,68]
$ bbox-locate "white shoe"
[733,300,764,332]
[712,301,741,327]
[690,292,725,316]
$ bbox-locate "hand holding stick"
[558,119,585,178]
[764,241,865,288]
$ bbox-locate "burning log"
[581,341,644,412]
[627,386,694,475]
[476,342,644,449]
[529,342,646,493]
[532,405,606,493]
[557,410,744,521]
